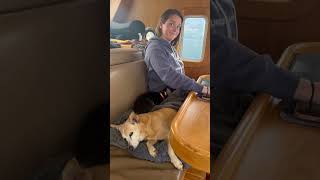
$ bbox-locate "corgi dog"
[111,108,183,170]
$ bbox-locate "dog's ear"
[132,116,139,124]
[110,124,121,130]
[128,111,139,124]
[128,111,136,119]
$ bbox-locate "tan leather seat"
[110,48,182,180]
[110,147,182,180]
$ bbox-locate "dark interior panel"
[0,0,69,13]
[0,0,105,179]
[236,0,320,62]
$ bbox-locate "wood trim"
[180,168,207,180]
[179,15,209,64]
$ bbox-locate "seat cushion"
[110,48,144,66]
[110,146,182,180]
[110,60,147,122]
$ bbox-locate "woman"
[144,9,210,97]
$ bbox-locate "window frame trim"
[179,15,208,62]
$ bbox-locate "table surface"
[169,75,210,173]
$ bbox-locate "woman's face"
[160,14,182,42]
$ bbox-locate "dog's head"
[111,111,144,149]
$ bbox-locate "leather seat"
[110,147,182,180]
[110,48,183,180]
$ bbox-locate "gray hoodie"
[144,36,203,93]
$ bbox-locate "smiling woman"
[158,15,182,42]
[145,9,210,96]
[155,9,183,46]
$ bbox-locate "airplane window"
[180,16,207,62]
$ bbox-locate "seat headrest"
[110,48,144,66]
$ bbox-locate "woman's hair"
[155,9,183,46]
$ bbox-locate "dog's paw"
[148,147,157,158]
[172,159,183,170]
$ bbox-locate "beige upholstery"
[110,60,147,122]
[110,48,182,179]
[110,48,147,123]
[110,147,182,180]
[110,48,144,66]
